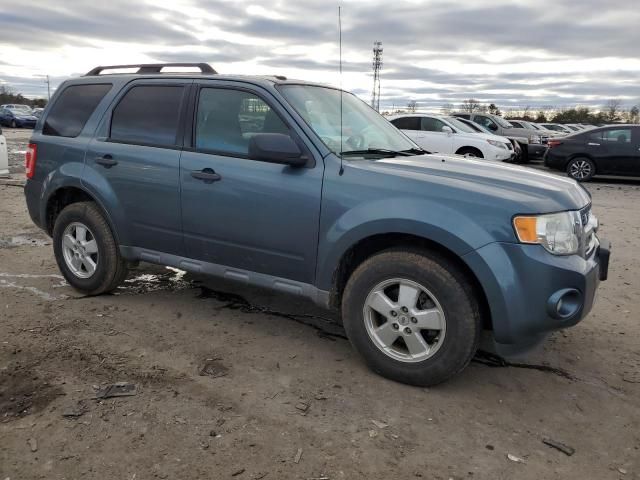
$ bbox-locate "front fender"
[316,196,496,290]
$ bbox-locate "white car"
[389,114,514,161]
[0,127,9,177]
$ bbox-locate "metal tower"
[371,41,383,112]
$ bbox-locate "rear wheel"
[341,248,481,386]
[566,157,595,181]
[53,202,128,295]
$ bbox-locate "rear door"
[84,80,189,255]
[598,127,638,175]
[390,116,421,143]
[178,82,323,284]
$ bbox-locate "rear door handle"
[191,168,221,183]
[588,142,600,146]
[95,154,118,168]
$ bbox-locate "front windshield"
[279,85,417,156]
[11,105,32,113]
[445,116,477,134]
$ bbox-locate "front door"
[84,81,188,255]
[419,116,453,154]
[179,83,323,284]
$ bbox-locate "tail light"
[548,139,563,148]
[25,143,37,179]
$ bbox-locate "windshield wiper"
[340,148,420,157]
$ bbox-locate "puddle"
[0,234,50,248]
[117,267,193,294]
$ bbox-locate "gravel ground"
[1,128,639,479]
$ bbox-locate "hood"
[357,153,590,213]
[456,131,510,144]
[16,114,37,120]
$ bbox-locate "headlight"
[487,139,507,149]
[513,211,580,255]
[530,135,542,144]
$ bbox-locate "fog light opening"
[548,288,582,320]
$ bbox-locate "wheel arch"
[566,153,597,170]
[455,145,484,158]
[44,185,122,247]
[328,232,493,331]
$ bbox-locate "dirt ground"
[1,128,639,480]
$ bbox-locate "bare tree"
[441,103,454,115]
[406,100,418,113]
[629,105,639,124]
[603,99,622,122]
[522,106,532,121]
[488,103,502,116]
[461,99,481,114]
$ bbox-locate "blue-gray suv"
[24,63,610,386]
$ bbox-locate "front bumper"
[463,239,610,349]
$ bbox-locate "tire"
[341,248,481,386]
[11,120,17,128]
[517,143,529,163]
[566,157,595,182]
[53,201,128,295]
[456,147,483,159]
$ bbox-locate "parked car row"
[0,104,39,128]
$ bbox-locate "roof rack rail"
[84,63,217,76]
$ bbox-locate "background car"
[0,126,8,177]
[0,106,38,128]
[539,123,573,135]
[389,113,514,161]
[544,125,640,181]
[453,112,545,162]
[456,117,522,162]
[31,107,44,118]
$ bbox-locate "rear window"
[43,84,112,137]
[391,117,421,130]
[110,85,184,147]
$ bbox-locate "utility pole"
[371,41,383,112]
[45,75,51,101]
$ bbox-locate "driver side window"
[421,117,447,132]
[476,116,497,131]
[196,88,290,157]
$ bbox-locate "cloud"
[0,0,638,111]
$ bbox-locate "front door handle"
[191,168,221,183]
[95,154,118,168]
[588,142,600,146]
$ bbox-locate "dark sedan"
[0,107,38,128]
[544,125,640,181]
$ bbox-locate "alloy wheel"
[363,278,446,363]
[569,159,592,180]
[61,222,99,278]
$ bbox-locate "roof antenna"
[338,6,345,176]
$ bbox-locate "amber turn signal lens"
[513,216,538,243]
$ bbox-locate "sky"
[0,0,638,113]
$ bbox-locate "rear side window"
[602,128,631,143]
[391,117,421,130]
[110,85,184,147]
[43,84,112,137]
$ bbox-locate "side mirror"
[248,133,307,167]
[441,126,454,134]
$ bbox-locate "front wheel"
[341,248,481,386]
[566,157,595,182]
[53,202,128,295]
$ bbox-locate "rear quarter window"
[43,84,112,137]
